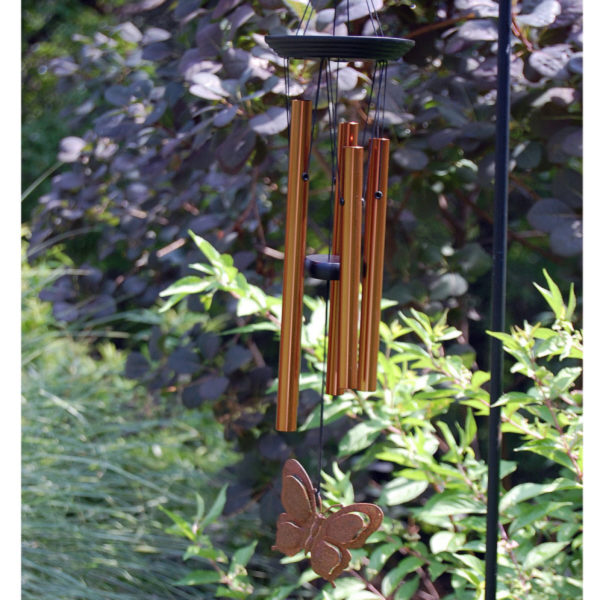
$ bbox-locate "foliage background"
[21,0,582,598]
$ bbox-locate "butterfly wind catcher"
[264,1,414,586]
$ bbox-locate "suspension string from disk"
[295,1,313,35]
[316,56,338,498]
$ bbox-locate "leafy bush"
[159,236,582,599]
[21,240,238,599]
[28,0,581,337]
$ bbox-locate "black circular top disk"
[265,35,414,61]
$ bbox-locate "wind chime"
[265,0,413,585]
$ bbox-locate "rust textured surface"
[272,459,383,585]
[359,138,390,391]
[276,99,312,432]
[326,122,359,397]
[338,146,363,390]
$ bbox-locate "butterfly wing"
[281,459,318,522]
[309,538,348,585]
[307,503,383,584]
[323,503,383,549]
[272,459,319,556]
[272,513,308,556]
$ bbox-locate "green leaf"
[222,322,279,335]
[215,585,248,598]
[381,558,423,597]
[237,296,262,317]
[379,478,428,506]
[158,292,187,313]
[159,275,211,297]
[534,269,566,320]
[300,397,354,431]
[394,576,420,600]
[454,553,485,576]
[175,569,222,586]
[338,421,386,456]
[367,541,402,577]
[195,493,205,521]
[202,484,228,527]
[462,408,477,447]
[430,530,466,554]
[524,541,569,570]
[549,367,581,399]
[508,501,572,535]
[159,506,195,541]
[566,283,577,319]
[183,545,227,562]
[492,391,534,408]
[230,540,257,571]
[471,370,490,389]
[499,481,561,513]
[418,492,486,520]
[189,231,221,266]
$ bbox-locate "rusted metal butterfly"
[272,458,383,585]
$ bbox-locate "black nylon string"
[308,58,325,165]
[361,60,378,148]
[315,58,337,499]
[295,0,312,35]
[303,4,315,35]
[284,58,290,136]
[366,0,383,35]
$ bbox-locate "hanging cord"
[346,0,350,32]
[284,57,291,136]
[371,60,385,140]
[307,58,325,169]
[362,61,380,199]
[295,0,314,35]
[364,0,378,37]
[365,0,384,35]
[381,60,388,134]
[361,60,378,148]
[315,58,337,499]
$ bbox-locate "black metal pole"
[485,1,511,599]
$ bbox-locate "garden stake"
[485,1,512,599]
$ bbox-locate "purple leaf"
[195,23,222,58]
[115,22,143,43]
[189,72,230,100]
[393,147,429,171]
[49,57,79,76]
[105,85,132,106]
[529,44,572,79]
[142,27,171,45]
[249,107,287,135]
[516,0,561,28]
[214,105,238,127]
[58,137,86,162]
[142,42,172,61]
[216,125,256,173]
[527,198,573,232]
[125,352,150,379]
[458,19,498,41]
[549,218,582,256]
[228,4,254,34]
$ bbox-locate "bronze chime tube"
[338,145,364,390]
[359,138,390,391]
[326,122,359,396]
[276,99,312,432]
